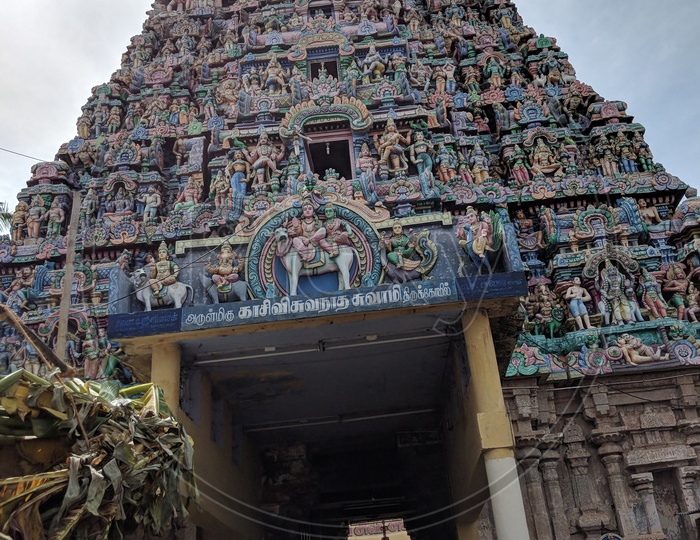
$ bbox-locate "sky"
[0,0,698,205]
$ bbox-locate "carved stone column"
[630,472,665,538]
[564,425,610,539]
[594,433,637,537]
[539,448,570,540]
[676,466,700,537]
[679,419,700,464]
[517,445,553,540]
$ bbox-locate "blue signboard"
[108,309,181,338]
[107,273,526,339]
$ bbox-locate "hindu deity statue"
[107,106,122,134]
[26,195,46,239]
[529,138,563,177]
[243,130,285,186]
[663,263,690,320]
[563,277,593,330]
[408,58,432,93]
[322,204,353,257]
[595,134,619,178]
[483,57,506,88]
[508,145,531,185]
[409,131,434,179]
[469,142,491,184]
[82,330,102,379]
[595,261,629,325]
[10,201,29,243]
[513,209,543,250]
[637,267,668,319]
[137,186,162,221]
[262,55,289,95]
[282,155,303,196]
[685,283,700,323]
[226,149,252,197]
[637,199,663,226]
[70,140,95,170]
[79,188,98,230]
[526,283,563,335]
[362,41,387,83]
[373,118,410,173]
[384,221,414,269]
[205,243,241,293]
[614,131,638,174]
[618,333,669,365]
[289,66,310,105]
[435,143,457,186]
[113,188,134,216]
[4,266,37,312]
[43,198,66,237]
[148,242,180,295]
[457,207,499,273]
[632,132,654,171]
[174,176,203,212]
[355,143,379,206]
[287,199,337,262]
[173,134,187,167]
[209,170,231,210]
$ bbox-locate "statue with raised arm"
[373,118,410,173]
[243,130,284,185]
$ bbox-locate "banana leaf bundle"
[0,370,199,540]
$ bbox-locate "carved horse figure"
[274,227,358,296]
[131,268,193,311]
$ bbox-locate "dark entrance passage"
[182,310,463,540]
[308,140,353,181]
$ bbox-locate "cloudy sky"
[0,0,698,205]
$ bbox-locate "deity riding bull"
[274,202,358,296]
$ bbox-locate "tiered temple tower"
[2,0,700,538]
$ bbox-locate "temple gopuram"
[2,0,700,538]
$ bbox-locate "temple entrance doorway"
[179,308,466,539]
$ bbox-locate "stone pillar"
[630,472,664,537]
[517,446,553,540]
[150,342,181,414]
[676,466,700,537]
[462,310,529,540]
[596,439,638,537]
[564,424,610,539]
[679,420,700,464]
[540,448,570,540]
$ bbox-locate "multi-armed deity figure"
[373,118,410,174]
[242,130,285,187]
[206,243,241,293]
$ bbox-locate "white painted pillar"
[485,453,530,540]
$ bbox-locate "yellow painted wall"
[176,373,263,540]
[150,344,263,539]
